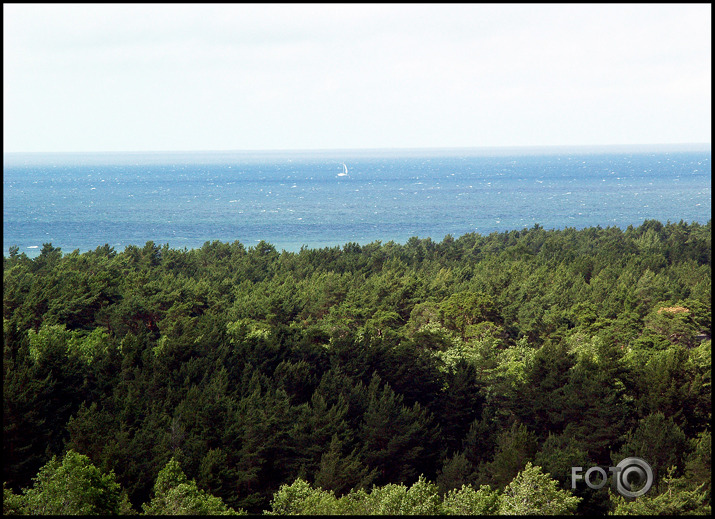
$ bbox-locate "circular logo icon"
[615,457,653,498]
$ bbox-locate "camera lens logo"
[614,457,653,498]
[572,457,653,498]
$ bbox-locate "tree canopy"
[3,220,711,514]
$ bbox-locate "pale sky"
[3,3,711,153]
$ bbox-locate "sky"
[3,3,711,153]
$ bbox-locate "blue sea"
[3,145,711,258]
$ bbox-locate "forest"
[3,219,711,515]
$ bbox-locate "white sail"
[338,163,348,176]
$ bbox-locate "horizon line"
[3,142,711,156]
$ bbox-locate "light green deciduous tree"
[21,450,132,515]
[498,462,581,515]
[142,457,244,515]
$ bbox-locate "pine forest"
[3,219,711,515]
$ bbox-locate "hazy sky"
[3,3,711,153]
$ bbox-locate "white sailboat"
[338,163,348,177]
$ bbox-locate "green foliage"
[441,483,500,515]
[631,344,710,437]
[27,323,72,363]
[610,467,711,515]
[362,475,443,515]
[2,221,711,515]
[313,434,376,495]
[359,373,441,486]
[436,451,477,494]
[684,430,711,495]
[267,478,341,515]
[643,303,701,348]
[480,421,538,489]
[27,323,110,364]
[3,482,26,515]
[499,462,581,515]
[21,450,129,515]
[268,475,445,515]
[491,337,536,393]
[533,432,590,487]
[612,412,689,485]
[142,457,244,515]
[560,341,633,463]
[226,318,272,343]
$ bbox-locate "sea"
[3,145,711,258]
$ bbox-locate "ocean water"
[3,146,711,258]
